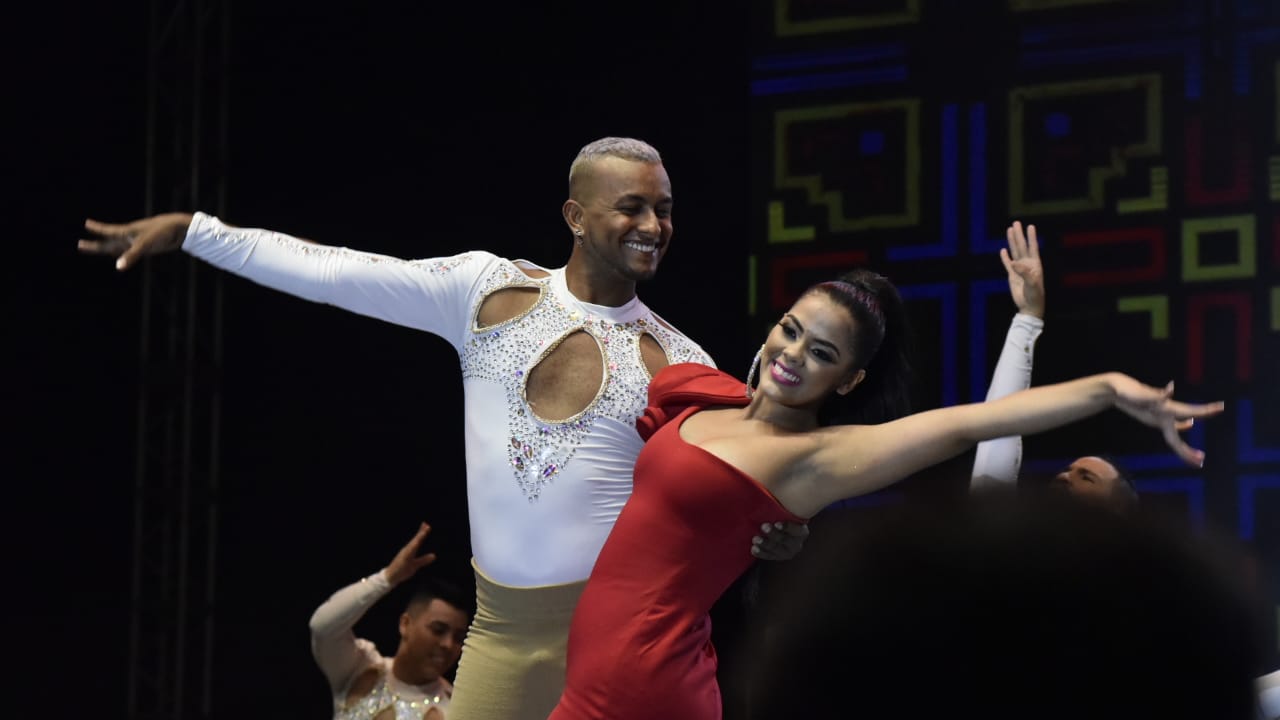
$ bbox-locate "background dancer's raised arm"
[309,522,469,720]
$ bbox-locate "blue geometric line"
[860,130,887,155]
[969,279,1012,404]
[889,103,958,261]
[1135,476,1206,530]
[1021,423,1208,476]
[1238,399,1280,463]
[1234,28,1280,95]
[826,490,904,512]
[1234,0,1267,19]
[1045,112,1072,138]
[1021,39,1203,98]
[968,103,1005,255]
[1184,44,1204,100]
[750,66,909,96]
[899,282,959,407]
[752,44,906,72]
[1238,474,1280,540]
[1023,39,1190,62]
[1020,17,1190,45]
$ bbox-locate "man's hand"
[384,522,438,586]
[1002,221,1044,319]
[751,521,809,561]
[78,213,194,271]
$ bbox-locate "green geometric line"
[1117,166,1168,214]
[1117,295,1169,340]
[1181,215,1256,282]
[775,0,920,36]
[1011,0,1125,8]
[774,100,921,232]
[767,200,816,244]
[1010,74,1162,217]
[1271,287,1279,332]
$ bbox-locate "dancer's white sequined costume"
[311,571,452,720]
[183,212,714,720]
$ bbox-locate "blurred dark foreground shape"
[745,492,1264,720]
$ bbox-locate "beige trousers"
[446,559,587,720]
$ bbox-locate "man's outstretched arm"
[80,212,493,344]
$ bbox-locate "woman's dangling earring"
[745,345,765,398]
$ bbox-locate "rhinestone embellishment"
[461,262,711,502]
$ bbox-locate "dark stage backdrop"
[748,0,1279,685]
[12,2,755,718]
[7,1,1277,718]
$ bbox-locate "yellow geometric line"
[776,0,920,36]
[1271,287,1279,332]
[767,200,816,244]
[774,99,921,232]
[1181,215,1257,282]
[1117,166,1169,214]
[1117,295,1169,340]
[1011,0,1126,9]
[1010,74,1163,216]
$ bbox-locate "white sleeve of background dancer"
[182,211,496,348]
[308,570,393,695]
[1258,669,1280,720]
[970,314,1044,490]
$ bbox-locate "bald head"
[568,137,663,201]
[1053,456,1138,513]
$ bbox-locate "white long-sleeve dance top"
[183,213,713,586]
[309,570,452,719]
[970,313,1044,488]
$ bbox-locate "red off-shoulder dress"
[548,363,806,720]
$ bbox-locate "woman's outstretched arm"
[783,374,1221,516]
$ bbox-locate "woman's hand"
[1109,374,1225,467]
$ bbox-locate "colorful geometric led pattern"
[773,0,920,37]
[750,3,1280,637]
[772,100,921,234]
[1009,74,1163,217]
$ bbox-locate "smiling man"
[310,524,470,719]
[79,137,808,720]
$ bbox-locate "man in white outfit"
[80,137,807,720]
[310,523,469,719]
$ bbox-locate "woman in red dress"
[548,270,1220,720]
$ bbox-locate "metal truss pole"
[127,0,228,717]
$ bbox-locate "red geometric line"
[770,250,871,312]
[1186,292,1252,383]
[1060,227,1166,287]
[1185,115,1251,206]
